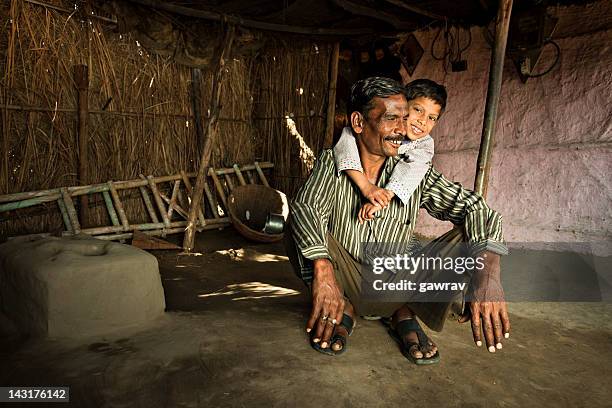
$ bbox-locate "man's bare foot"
[391,304,438,360]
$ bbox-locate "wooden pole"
[182,26,235,253]
[74,65,90,225]
[324,42,340,148]
[191,68,205,153]
[473,0,513,198]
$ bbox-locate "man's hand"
[362,184,394,208]
[358,203,383,224]
[307,259,345,349]
[459,252,511,353]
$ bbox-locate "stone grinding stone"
[0,235,166,338]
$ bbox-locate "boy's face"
[406,96,442,141]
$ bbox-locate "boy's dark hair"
[404,79,447,113]
[348,76,406,119]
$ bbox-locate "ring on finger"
[321,315,329,321]
[331,318,337,325]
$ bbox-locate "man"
[286,77,510,363]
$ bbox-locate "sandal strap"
[339,313,354,336]
[395,318,430,347]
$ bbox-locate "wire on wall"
[523,39,560,78]
[430,22,472,73]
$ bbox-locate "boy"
[334,79,447,221]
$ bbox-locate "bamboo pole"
[473,0,514,198]
[208,168,228,209]
[0,163,274,205]
[146,175,171,228]
[254,162,270,187]
[182,26,235,253]
[180,170,207,225]
[0,103,250,122]
[57,198,72,233]
[203,182,220,218]
[138,183,159,223]
[108,182,130,231]
[74,65,90,226]
[126,0,376,36]
[324,42,340,147]
[233,164,247,185]
[245,170,256,184]
[191,68,205,153]
[61,188,80,233]
[102,190,120,227]
[223,173,235,192]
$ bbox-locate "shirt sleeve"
[386,136,434,204]
[419,166,508,255]
[289,149,335,261]
[333,127,363,174]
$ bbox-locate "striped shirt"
[290,149,507,282]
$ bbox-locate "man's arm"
[290,150,345,346]
[290,150,336,263]
[419,166,510,353]
[419,166,507,256]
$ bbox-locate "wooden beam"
[191,68,205,154]
[74,65,89,227]
[24,0,118,24]
[0,163,274,204]
[331,0,415,30]
[182,26,235,253]
[382,0,445,21]
[324,42,340,148]
[474,0,513,198]
[126,0,379,36]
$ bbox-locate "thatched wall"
[253,41,332,197]
[0,0,332,238]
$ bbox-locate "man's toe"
[331,341,343,351]
[423,342,437,358]
[409,345,423,359]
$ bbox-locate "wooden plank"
[147,175,171,228]
[166,180,181,220]
[180,170,207,225]
[74,64,90,226]
[245,170,256,184]
[138,182,159,223]
[9,217,232,241]
[108,182,130,231]
[57,198,72,233]
[324,42,340,148]
[254,162,270,187]
[102,190,120,226]
[159,190,190,220]
[208,168,228,209]
[233,164,247,185]
[0,162,274,203]
[203,182,220,219]
[61,188,80,233]
[131,230,180,250]
[0,193,61,213]
[224,173,235,192]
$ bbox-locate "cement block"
[0,235,166,338]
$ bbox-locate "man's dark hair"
[348,76,406,119]
[404,79,447,113]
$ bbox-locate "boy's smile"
[406,96,442,141]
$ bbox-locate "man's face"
[352,94,410,158]
[405,96,442,141]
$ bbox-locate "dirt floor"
[1,228,611,407]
